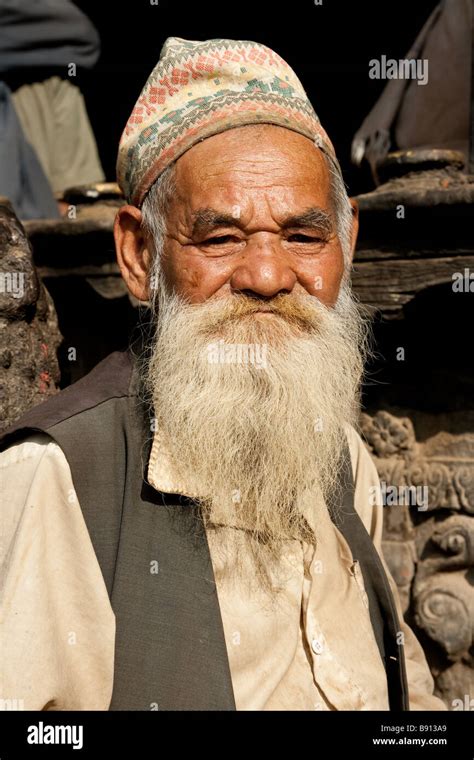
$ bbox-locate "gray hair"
[141,149,354,311]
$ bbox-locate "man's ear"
[114,205,151,301]
[347,197,359,266]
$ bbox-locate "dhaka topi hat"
[117,36,339,208]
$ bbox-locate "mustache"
[178,291,327,335]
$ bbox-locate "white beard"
[142,276,369,588]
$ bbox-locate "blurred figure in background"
[0,0,105,218]
[352,0,472,180]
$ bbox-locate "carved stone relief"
[360,410,474,708]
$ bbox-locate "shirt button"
[311,638,324,655]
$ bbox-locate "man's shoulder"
[344,423,381,539]
[0,348,134,452]
[0,431,62,468]
[345,424,377,479]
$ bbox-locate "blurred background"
[75,0,439,195]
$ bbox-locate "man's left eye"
[287,234,323,243]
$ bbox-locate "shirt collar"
[146,423,318,537]
[147,425,201,498]
[147,420,355,558]
[147,427,254,530]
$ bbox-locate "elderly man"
[0,37,445,711]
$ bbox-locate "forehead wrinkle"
[197,164,320,187]
[190,148,326,188]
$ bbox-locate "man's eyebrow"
[191,208,240,237]
[281,207,333,233]
[190,206,334,237]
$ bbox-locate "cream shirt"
[0,425,446,711]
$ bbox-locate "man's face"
[155,124,353,308]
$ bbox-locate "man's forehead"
[172,160,332,229]
[175,127,328,180]
[173,176,334,229]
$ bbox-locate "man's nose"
[229,243,297,299]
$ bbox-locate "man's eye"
[287,234,324,243]
[202,235,235,245]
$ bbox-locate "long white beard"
[142,276,369,587]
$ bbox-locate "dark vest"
[0,345,409,711]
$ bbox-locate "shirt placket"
[302,540,369,711]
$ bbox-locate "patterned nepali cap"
[117,36,338,207]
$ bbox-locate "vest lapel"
[328,446,410,711]
[108,372,236,711]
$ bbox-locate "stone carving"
[0,199,62,432]
[360,410,474,708]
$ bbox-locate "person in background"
[352,0,471,179]
[0,0,105,218]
